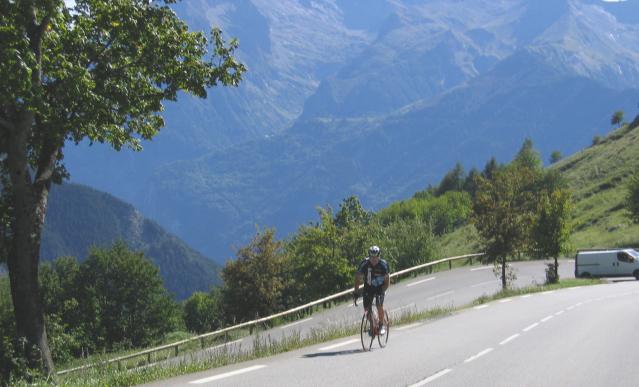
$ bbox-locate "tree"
[481,157,499,180]
[221,229,285,324]
[183,289,223,334]
[530,186,573,283]
[626,169,639,224]
[78,242,179,350]
[549,151,562,164]
[611,110,625,128]
[513,138,542,171]
[463,168,481,198]
[436,162,465,196]
[334,196,371,229]
[473,164,539,289]
[285,209,353,303]
[0,0,244,373]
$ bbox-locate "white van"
[575,249,639,279]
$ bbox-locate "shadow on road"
[609,278,637,283]
[302,349,362,358]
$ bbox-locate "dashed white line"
[428,291,454,300]
[473,304,489,310]
[555,310,565,316]
[390,304,415,314]
[575,302,584,307]
[470,266,492,271]
[566,305,575,311]
[396,322,424,331]
[498,298,513,303]
[189,365,266,384]
[464,348,494,363]
[410,369,453,386]
[541,315,553,323]
[471,281,495,288]
[407,277,436,287]
[499,334,520,345]
[279,317,313,330]
[523,323,539,332]
[540,290,556,295]
[519,294,532,299]
[209,339,243,351]
[319,339,359,351]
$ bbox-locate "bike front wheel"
[360,311,374,351]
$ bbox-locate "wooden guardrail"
[57,252,484,376]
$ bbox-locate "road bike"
[357,293,389,351]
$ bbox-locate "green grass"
[19,277,597,387]
[554,123,639,250]
[472,278,604,305]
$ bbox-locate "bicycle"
[355,293,389,351]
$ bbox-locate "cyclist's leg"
[363,289,375,332]
[375,289,386,329]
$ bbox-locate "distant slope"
[439,117,639,255]
[553,120,639,249]
[62,0,639,259]
[41,183,221,300]
[138,50,638,258]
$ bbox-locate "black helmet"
[368,245,380,257]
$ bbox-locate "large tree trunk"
[6,114,56,375]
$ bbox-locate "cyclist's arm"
[354,272,362,293]
[382,273,390,292]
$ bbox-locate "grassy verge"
[472,278,604,305]
[15,278,601,386]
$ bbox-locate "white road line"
[428,291,454,300]
[280,317,313,330]
[555,310,565,316]
[464,348,494,363]
[471,281,495,288]
[523,323,539,332]
[499,334,520,345]
[473,304,489,310]
[209,339,243,351]
[519,294,532,299]
[541,315,553,323]
[410,369,453,386]
[319,339,359,351]
[498,298,513,303]
[470,266,492,271]
[406,277,436,287]
[575,302,583,307]
[395,322,423,331]
[566,305,575,311]
[390,304,415,314]
[189,365,266,384]
[541,290,556,295]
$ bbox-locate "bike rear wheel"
[360,310,375,351]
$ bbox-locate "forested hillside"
[41,183,221,300]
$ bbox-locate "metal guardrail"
[57,252,484,376]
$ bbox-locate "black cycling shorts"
[363,286,385,310]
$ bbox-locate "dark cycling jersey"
[357,258,390,289]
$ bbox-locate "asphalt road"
[145,277,639,387]
[141,259,624,386]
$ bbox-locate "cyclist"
[353,245,390,335]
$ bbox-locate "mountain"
[41,183,221,300]
[62,0,639,260]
